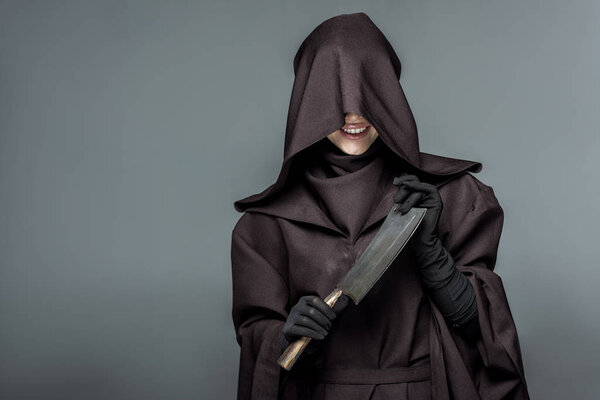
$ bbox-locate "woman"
[231,12,530,400]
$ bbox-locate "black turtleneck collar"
[309,136,387,176]
[300,136,394,242]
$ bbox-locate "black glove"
[281,294,350,360]
[392,173,443,262]
[392,173,480,341]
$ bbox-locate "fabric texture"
[301,136,391,242]
[231,11,530,400]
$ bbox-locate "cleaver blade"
[338,206,427,305]
[278,205,427,370]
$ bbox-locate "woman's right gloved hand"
[281,294,350,359]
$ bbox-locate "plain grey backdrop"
[1,0,598,399]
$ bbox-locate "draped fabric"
[233,12,483,214]
[301,137,394,242]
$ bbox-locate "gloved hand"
[281,294,350,359]
[392,173,480,341]
[392,173,442,264]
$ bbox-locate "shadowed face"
[327,112,379,155]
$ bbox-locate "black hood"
[234,12,481,214]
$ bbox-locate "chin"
[340,144,368,155]
[332,133,377,155]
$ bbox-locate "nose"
[345,112,364,123]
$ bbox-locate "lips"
[340,125,370,140]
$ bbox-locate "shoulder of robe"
[232,211,287,260]
[438,172,497,207]
[437,172,503,241]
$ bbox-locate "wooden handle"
[277,287,343,371]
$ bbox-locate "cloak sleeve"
[432,179,530,400]
[231,217,289,400]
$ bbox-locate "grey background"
[1,0,598,399]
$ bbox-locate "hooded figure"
[231,12,530,400]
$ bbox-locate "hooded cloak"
[231,12,530,400]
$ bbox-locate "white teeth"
[342,127,367,134]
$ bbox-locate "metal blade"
[337,206,427,304]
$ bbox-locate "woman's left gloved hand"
[392,173,443,264]
[392,173,481,341]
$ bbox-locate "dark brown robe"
[231,12,530,400]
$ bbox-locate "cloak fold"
[231,229,288,400]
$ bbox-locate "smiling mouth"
[342,125,369,134]
[340,125,370,139]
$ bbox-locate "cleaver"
[277,205,427,370]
